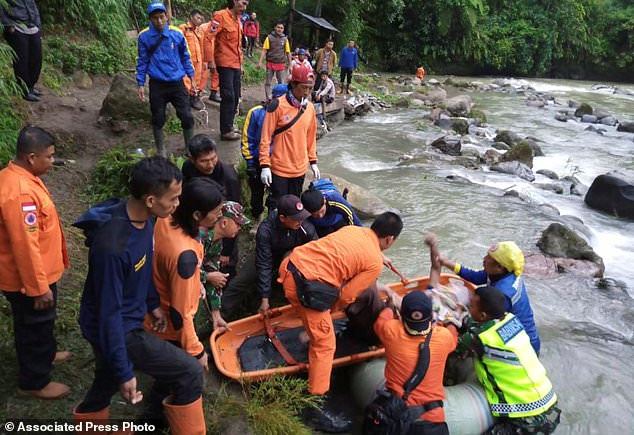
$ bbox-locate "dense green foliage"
[86,146,144,203]
[258,0,633,81]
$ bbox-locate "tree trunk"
[288,0,296,43]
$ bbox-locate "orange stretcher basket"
[210,274,475,382]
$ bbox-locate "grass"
[206,376,318,435]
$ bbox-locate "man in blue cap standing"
[136,2,196,157]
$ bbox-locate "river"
[318,77,634,434]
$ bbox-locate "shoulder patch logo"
[134,254,147,272]
[24,212,37,226]
[496,316,524,344]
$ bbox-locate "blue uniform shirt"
[136,22,195,86]
[75,199,160,383]
[309,190,362,238]
[457,266,541,354]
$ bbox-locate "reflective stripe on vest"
[476,313,557,418]
[490,389,556,415]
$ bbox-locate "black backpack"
[363,330,443,434]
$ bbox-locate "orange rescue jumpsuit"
[416,66,426,81]
[259,96,317,178]
[202,8,243,70]
[199,21,218,93]
[278,226,383,394]
[180,22,206,95]
[374,309,458,423]
[0,162,69,295]
[146,217,205,357]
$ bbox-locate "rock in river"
[616,121,634,133]
[490,161,535,182]
[499,141,534,168]
[430,135,462,156]
[445,95,473,117]
[320,173,397,219]
[536,169,559,180]
[537,223,604,273]
[584,171,634,220]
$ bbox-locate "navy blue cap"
[147,2,167,16]
[401,291,433,335]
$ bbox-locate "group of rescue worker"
[0,1,561,434]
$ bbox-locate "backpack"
[363,330,444,434]
[309,178,349,200]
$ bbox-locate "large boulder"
[445,95,473,116]
[490,161,535,181]
[100,73,151,121]
[424,87,448,104]
[320,173,397,219]
[494,130,521,147]
[524,138,545,156]
[73,70,93,90]
[499,141,534,168]
[524,253,603,278]
[430,135,461,156]
[617,121,634,133]
[536,223,604,276]
[584,172,634,219]
[574,102,593,117]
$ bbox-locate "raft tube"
[351,358,494,435]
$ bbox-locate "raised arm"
[424,232,441,288]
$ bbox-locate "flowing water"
[319,78,634,433]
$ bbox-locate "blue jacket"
[74,199,160,383]
[457,266,541,354]
[136,22,195,86]
[241,104,266,168]
[309,190,362,238]
[339,47,358,69]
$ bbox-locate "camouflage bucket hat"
[222,201,250,226]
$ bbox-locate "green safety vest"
[475,313,557,418]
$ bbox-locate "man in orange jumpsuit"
[278,211,403,432]
[259,63,319,211]
[368,233,460,435]
[199,15,220,103]
[203,0,248,140]
[0,126,70,399]
[179,9,206,109]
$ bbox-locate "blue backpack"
[309,178,349,199]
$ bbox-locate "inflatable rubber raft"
[210,273,475,381]
[351,358,494,435]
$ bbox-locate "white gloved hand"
[311,164,320,179]
[260,167,272,186]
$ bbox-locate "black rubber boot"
[153,127,166,158]
[302,402,352,433]
[183,127,194,148]
[208,91,222,103]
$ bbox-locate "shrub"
[0,42,24,167]
[86,146,145,203]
